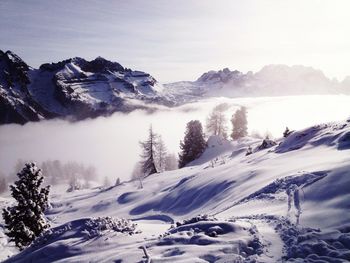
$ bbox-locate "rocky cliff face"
[0,50,172,124]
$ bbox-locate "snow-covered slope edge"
[2,120,350,262]
[0,50,173,124]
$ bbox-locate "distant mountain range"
[1,50,349,124]
[164,66,350,103]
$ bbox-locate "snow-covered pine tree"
[206,104,228,139]
[231,106,248,140]
[2,162,50,249]
[140,126,158,177]
[179,120,207,168]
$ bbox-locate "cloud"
[1,95,349,181]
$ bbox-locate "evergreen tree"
[231,106,248,140]
[179,120,207,168]
[206,104,228,139]
[140,126,158,177]
[2,163,50,249]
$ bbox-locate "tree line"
[136,105,248,181]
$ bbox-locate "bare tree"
[0,172,7,194]
[131,162,144,189]
[164,154,178,171]
[206,104,229,139]
[155,135,167,173]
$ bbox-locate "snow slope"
[1,120,350,262]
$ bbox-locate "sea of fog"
[1,95,350,181]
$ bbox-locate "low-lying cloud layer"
[1,95,349,181]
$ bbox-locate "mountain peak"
[0,50,29,72]
[82,56,124,73]
[196,68,242,83]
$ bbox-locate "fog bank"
[1,95,349,181]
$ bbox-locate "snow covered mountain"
[2,50,350,125]
[0,50,172,124]
[164,65,349,103]
[1,119,350,262]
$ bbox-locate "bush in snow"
[174,214,216,227]
[283,127,293,138]
[178,120,207,168]
[66,174,83,192]
[31,217,139,249]
[231,106,248,140]
[245,145,253,156]
[83,217,138,238]
[2,162,50,249]
[257,136,277,150]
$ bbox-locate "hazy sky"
[1,0,350,82]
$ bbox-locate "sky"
[1,0,350,82]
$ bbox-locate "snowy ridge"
[1,119,350,262]
[0,50,173,124]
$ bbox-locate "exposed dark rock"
[0,50,172,125]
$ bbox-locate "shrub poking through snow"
[2,162,50,249]
[174,214,216,227]
[28,217,140,251]
[257,136,277,150]
[83,217,138,237]
[246,145,253,156]
[283,127,293,138]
